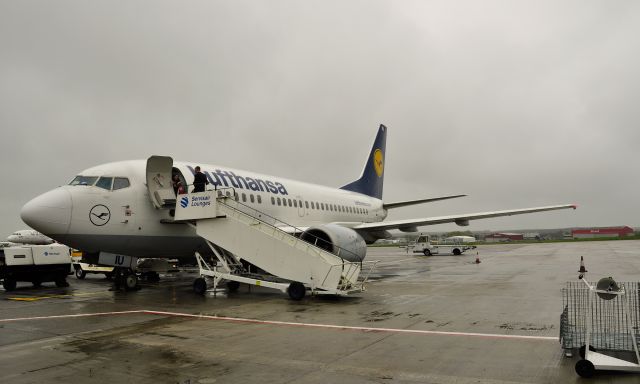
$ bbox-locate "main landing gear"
[112,267,139,291]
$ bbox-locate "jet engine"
[299,224,367,262]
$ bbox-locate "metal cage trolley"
[559,257,640,378]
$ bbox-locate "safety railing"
[183,186,365,265]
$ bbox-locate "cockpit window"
[95,177,113,190]
[69,176,98,186]
[112,177,130,190]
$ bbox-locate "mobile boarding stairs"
[174,189,377,300]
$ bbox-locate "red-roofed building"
[571,226,634,239]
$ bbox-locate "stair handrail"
[197,188,364,264]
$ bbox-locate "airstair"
[174,189,377,300]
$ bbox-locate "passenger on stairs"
[192,166,209,193]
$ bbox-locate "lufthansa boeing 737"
[20,125,575,290]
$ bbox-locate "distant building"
[571,226,634,239]
[485,233,524,242]
[523,232,541,240]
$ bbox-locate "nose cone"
[21,188,72,236]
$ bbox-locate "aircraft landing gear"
[113,267,139,291]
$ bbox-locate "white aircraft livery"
[21,125,576,265]
[7,229,54,245]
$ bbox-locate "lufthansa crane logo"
[373,149,384,177]
[89,204,111,226]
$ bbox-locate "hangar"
[571,226,634,239]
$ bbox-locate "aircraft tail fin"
[340,124,387,199]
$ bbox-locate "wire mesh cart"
[559,261,640,377]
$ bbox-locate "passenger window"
[271,196,275,205]
[95,177,113,190]
[288,199,292,207]
[112,177,130,190]
[250,194,255,203]
[242,193,247,202]
[293,200,298,208]
[257,195,262,204]
[277,197,281,206]
[311,202,315,209]
[305,201,309,209]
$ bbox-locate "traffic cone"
[578,256,587,279]
[475,251,481,264]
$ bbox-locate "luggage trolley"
[568,258,640,378]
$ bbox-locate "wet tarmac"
[2,240,640,383]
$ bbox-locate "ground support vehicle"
[0,244,71,290]
[409,235,476,256]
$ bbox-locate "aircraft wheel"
[55,277,69,287]
[146,272,160,282]
[227,280,240,292]
[575,359,595,378]
[124,273,138,291]
[423,249,431,256]
[453,248,461,255]
[193,278,207,295]
[75,268,86,279]
[287,282,306,301]
[3,278,17,291]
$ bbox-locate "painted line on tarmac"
[0,309,556,341]
[0,310,146,322]
[143,310,557,341]
[5,291,112,302]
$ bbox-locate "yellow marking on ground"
[6,291,110,302]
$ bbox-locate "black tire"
[287,282,306,301]
[453,248,461,256]
[575,359,595,378]
[227,280,240,292]
[3,278,17,291]
[55,278,69,288]
[579,345,597,359]
[193,278,207,295]
[146,272,160,283]
[423,249,431,256]
[75,268,86,279]
[32,280,42,288]
[124,274,138,291]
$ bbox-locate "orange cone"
[475,251,481,264]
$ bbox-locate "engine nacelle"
[300,224,367,262]
[455,219,469,226]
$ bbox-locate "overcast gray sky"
[1,0,638,238]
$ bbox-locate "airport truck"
[0,244,71,291]
[410,235,476,256]
[71,250,114,280]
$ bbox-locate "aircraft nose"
[21,188,72,236]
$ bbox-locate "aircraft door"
[146,156,175,209]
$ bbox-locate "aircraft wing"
[351,204,577,232]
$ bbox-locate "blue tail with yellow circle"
[340,124,387,200]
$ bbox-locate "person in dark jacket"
[192,166,209,193]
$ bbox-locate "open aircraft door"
[146,156,176,209]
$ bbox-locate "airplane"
[7,229,54,245]
[20,124,576,290]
